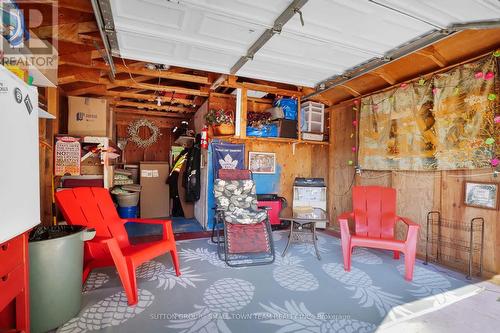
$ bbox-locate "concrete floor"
[381,263,500,333]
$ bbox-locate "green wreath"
[127,118,161,148]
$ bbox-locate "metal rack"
[424,211,485,279]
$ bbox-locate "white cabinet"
[292,186,327,229]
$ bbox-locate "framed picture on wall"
[248,152,276,174]
[464,181,498,210]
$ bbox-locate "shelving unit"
[213,135,329,145]
[212,87,329,145]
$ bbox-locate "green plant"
[205,109,234,125]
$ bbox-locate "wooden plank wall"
[245,141,328,216]
[116,124,173,164]
[328,103,500,276]
[208,93,329,216]
[38,88,62,226]
[115,112,184,165]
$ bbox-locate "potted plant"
[205,109,235,136]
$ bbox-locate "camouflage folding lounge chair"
[213,178,275,267]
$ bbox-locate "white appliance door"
[0,65,40,243]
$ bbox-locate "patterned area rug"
[58,231,482,333]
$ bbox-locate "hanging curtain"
[358,55,498,171]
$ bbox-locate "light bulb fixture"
[156,97,162,106]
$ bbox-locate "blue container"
[118,205,138,218]
[246,123,278,137]
[273,98,298,120]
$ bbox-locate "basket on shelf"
[212,123,235,136]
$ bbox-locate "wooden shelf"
[212,136,329,145]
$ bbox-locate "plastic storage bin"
[246,123,278,137]
[301,101,325,133]
[118,205,138,218]
[273,97,298,120]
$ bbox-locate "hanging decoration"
[127,118,162,149]
[348,101,360,167]
[358,53,499,171]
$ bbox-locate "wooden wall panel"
[116,124,173,164]
[38,87,60,226]
[440,170,499,276]
[391,171,440,254]
[329,104,500,276]
[244,141,327,217]
[328,103,356,232]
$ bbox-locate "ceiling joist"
[416,46,448,67]
[105,91,196,106]
[113,108,189,119]
[110,101,195,113]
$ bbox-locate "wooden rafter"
[69,60,211,85]
[29,0,94,13]
[113,108,190,119]
[105,91,197,106]
[221,80,302,97]
[32,21,99,45]
[369,68,397,85]
[106,76,155,89]
[338,84,361,97]
[103,81,209,96]
[110,101,196,113]
[416,46,448,67]
[66,84,108,96]
[58,65,101,84]
[61,75,209,97]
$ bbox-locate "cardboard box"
[140,162,170,218]
[68,97,112,137]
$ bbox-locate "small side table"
[280,216,326,260]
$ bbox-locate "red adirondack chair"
[338,186,419,280]
[55,187,180,305]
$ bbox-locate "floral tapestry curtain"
[358,55,498,171]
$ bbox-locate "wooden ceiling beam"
[369,69,397,85]
[416,46,447,67]
[113,108,190,119]
[221,80,302,97]
[33,21,98,45]
[58,65,101,84]
[57,59,211,85]
[65,84,107,96]
[105,91,197,106]
[338,84,361,97]
[111,101,195,113]
[94,61,210,85]
[106,75,154,89]
[102,81,209,96]
[29,0,94,13]
[59,74,207,97]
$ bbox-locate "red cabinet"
[0,233,30,333]
[257,200,283,225]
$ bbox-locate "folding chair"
[213,174,275,267]
[211,169,253,243]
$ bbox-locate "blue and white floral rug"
[58,231,483,333]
